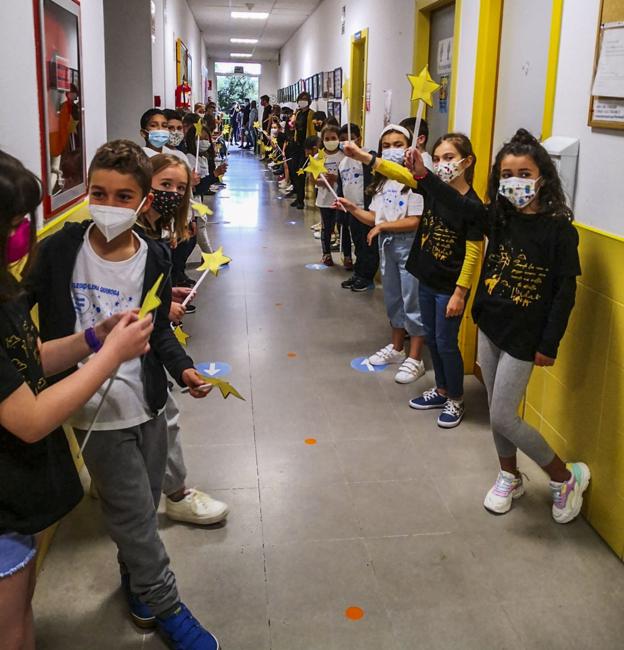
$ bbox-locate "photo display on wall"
[34,0,87,221]
[333,67,342,99]
[331,101,342,124]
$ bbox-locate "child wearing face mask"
[163,108,185,150]
[402,134,484,428]
[291,92,317,209]
[140,108,189,167]
[335,124,426,385]
[0,150,152,648]
[27,140,223,648]
[316,125,349,267]
[408,128,589,524]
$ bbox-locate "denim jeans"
[379,232,424,336]
[419,282,465,398]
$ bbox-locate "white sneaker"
[484,470,525,515]
[166,488,229,525]
[313,230,321,239]
[282,184,293,193]
[367,343,405,366]
[394,358,425,384]
[550,462,590,524]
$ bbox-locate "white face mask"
[198,140,211,153]
[168,131,184,147]
[323,140,340,152]
[90,197,146,243]
[381,147,406,165]
[434,158,465,184]
[298,100,310,109]
[498,176,541,209]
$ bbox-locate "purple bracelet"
[84,327,103,353]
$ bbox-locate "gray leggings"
[478,330,555,467]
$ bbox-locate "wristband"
[413,170,428,181]
[85,327,103,353]
[367,151,377,168]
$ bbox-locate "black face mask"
[151,189,184,219]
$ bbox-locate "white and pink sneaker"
[484,470,525,515]
[550,462,590,524]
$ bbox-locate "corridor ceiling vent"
[190,0,323,62]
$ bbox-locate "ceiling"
[188,0,323,62]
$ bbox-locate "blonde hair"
[146,154,191,242]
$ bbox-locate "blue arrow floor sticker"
[195,362,232,378]
[350,357,388,373]
[305,263,328,270]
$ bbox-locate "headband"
[380,123,411,141]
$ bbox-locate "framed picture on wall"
[331,101,342,124]
[33,0,87,221]
[327,102,334,118]
[333,67,342,99]
[175,39,192,109]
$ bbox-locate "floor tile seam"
[264,530,456,549]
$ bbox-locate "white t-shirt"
[338,157,365,208]
[186,153,210,179]
[369,180,424,225]
[143,145,190,167]
[315,150,345,208]
[69,225,152,431]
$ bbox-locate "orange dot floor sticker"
[287,352,297,358]
[304,438,317,445]
[345,606,365,620]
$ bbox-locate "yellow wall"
[524,225,624,559]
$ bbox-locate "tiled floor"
[34,150,624,649]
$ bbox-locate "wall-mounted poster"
[327,71,335,98]
[330,101,342,125]
[315,73,322,100]
[333,67,343,99]
[33,0,86,221]
[327,102,334,118]
[175,39,192,110]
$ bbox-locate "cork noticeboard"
[588,0,624,129]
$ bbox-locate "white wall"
[452,0,479,135]
[552,0,624,237]
[278,0,415,149]
[259,61,279,103]
[160,0,204,109]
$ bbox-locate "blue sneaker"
[120,574,156,629]
[437,399,465,428]
[409,388,447,410]
[157,602,220,650]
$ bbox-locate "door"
[350,29,368,140]
[427,4,455,145]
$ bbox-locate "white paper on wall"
[592,25,624,98]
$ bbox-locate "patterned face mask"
[168,131,184,147]
[433,158,465,183]
[151,189,184,219]
[498,176,541,208]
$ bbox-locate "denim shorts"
[0,532,37,579]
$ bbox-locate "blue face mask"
[147,130,170,149]
[381,147,406,165]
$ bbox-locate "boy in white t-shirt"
[315,125,350,268]
[29,140,221,650]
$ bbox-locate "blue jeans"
[379,232,424,336]
[419,282,465,398]
[0,532,36,578]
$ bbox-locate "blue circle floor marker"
[350,357,388,373]
[305,263,328,270]
[195,362,232,378]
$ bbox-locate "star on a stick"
[173,325,190,346]
[197,375,245,400]
[407,66,440,107]
[193,120,203,137]
[139,273,163,319]
[342,78,351,102]
[303,155,328,181]
[190,201,213,216]
[196,247,232,277]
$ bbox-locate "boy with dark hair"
[27,140,221,650]
[140,108,189,166]
[337,123,379,291]
[399,116,433,170]
[163,108,185,149]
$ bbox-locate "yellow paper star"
[296,167,305,176]
[342,78,351,102]
[194,120,203,137]
[303,155,328,181]
[197,375,245,400]
[253,120,261,129]
[139,273,163,319]
[196,246,232,276]
[173,325,190,346]
[222,125,231,136]
[407,66,440,107]
[190,201,213,216]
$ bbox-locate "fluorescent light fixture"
[231,11,268,20]
[230,52,253,58]
[230,37,258,44]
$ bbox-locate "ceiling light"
[230,38,258,44]
[231,11,268,20]
[230,52,253,58]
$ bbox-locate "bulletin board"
[588,0,624,129]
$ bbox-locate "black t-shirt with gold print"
[472,211,581,361]
[0,296,83,535]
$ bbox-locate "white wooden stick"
[320,173,347,212]
[345,98,351,142]
[194,137,200,173]
[77,376,115,458]
[182,266,212,306]
[412,100,425,148]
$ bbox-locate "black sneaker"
[351,277,373,292]
[341,276,356,289]
[185,304,197,314]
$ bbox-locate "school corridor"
[31,150,624,650]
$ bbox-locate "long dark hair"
[488,128,572,223]
[432,132,476,185]
[366,126,412,197]
[0,150,42,302]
